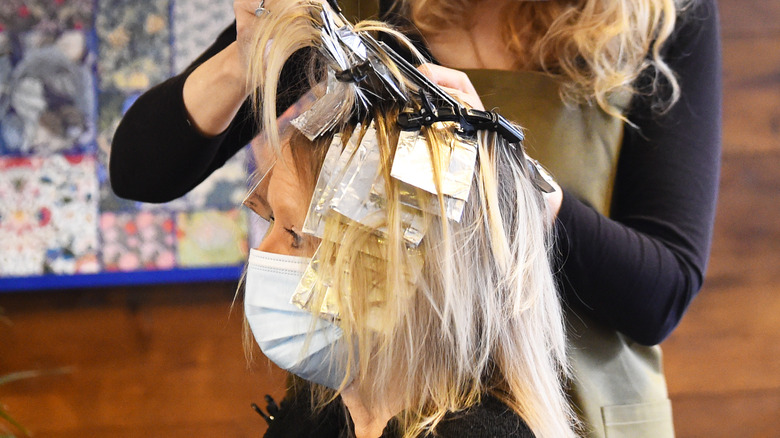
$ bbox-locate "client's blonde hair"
[246,2,576,437]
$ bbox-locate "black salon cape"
[263,390,534,438]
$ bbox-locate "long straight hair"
[246,3,577,437]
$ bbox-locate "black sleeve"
[554,0,722,345]
[109,24,247,203]
[109,22,311,203]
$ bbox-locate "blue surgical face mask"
[244,248,353,390]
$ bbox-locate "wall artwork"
[0,1,248,290]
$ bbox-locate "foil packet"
[390,128,477,222]
[241,164,276,220]
[291,72,352,141]
[325,123,428,246]
[291,222,424,323]
[302,125,363,237]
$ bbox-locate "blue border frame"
[0,266,243,292]
[0,3,253,293]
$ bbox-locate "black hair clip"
[251,394,281,425]
[323,0,555,194]
[397,95,525,144]
[335,60,372,83]
[326,0,343,14]
[397,103,553,193]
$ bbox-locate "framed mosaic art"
[0,0,254,291]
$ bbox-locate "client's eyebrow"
[242,164,275,220]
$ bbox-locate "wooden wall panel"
[673,390,780,438]
[722,36,780,154]
[663,149,780,436]
[0,286,287,437]
[718,0,780,36]
[663,1,780,433]
[1,1,778,437]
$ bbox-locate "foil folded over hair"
[291,226,424,324]
[291,72,350,141]
[391,128,476,222]
[301,122,431,247]
[291,2,406,141]
[291,122,478,320]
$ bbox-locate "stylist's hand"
[184,0,310,136]
[419,63,563,222]
[234,0,274,76]
[418,63,485,110]
[235,0,324,72]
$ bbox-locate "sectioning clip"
[322,0,526,144]
[397,92,524,144]
[326,0,343,14]
[317,0,556,194]
[334,61,371,83]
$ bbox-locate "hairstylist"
[110,0,721,436]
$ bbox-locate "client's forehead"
[260,141,318,214]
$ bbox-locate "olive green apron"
[462,69,675,438]
[339,3,676,437]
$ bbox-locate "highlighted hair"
[246,2,577,437]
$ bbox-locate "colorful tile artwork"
[176,210,249,268]
[95,0,171,94]
[171,0,234,73]
[0,0,97,156]
[0,1,252,286]
[0,155,100,276]
[100,211,176,272]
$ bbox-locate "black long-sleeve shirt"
[110,0,721,346]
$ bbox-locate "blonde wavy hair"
[400,0,690,115]
[244,2,576,437]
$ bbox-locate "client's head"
[241,2,576,437]
[247,127,328,257]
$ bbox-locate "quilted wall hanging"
[0,0,256,291]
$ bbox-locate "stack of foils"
[244,2,481,322]
[283,119,478,321]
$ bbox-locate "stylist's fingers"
[234,0,269,31]
[234,0,264,67]
[437,85,484,111]
[234,0,323,65]
[233,0,286,65]
[418,63,485,110]
[235,0,321,27]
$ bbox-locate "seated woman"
[241,2,576,437]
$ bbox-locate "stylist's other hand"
[543,180,563,224]
[418,63,563,223]
[418,63,485,110]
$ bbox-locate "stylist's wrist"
[218,42,250,91]
[182,42,250,137]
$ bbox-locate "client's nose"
[256,228,291,255]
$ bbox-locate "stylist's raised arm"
[110,0,307,202]
[183,0,271,136]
